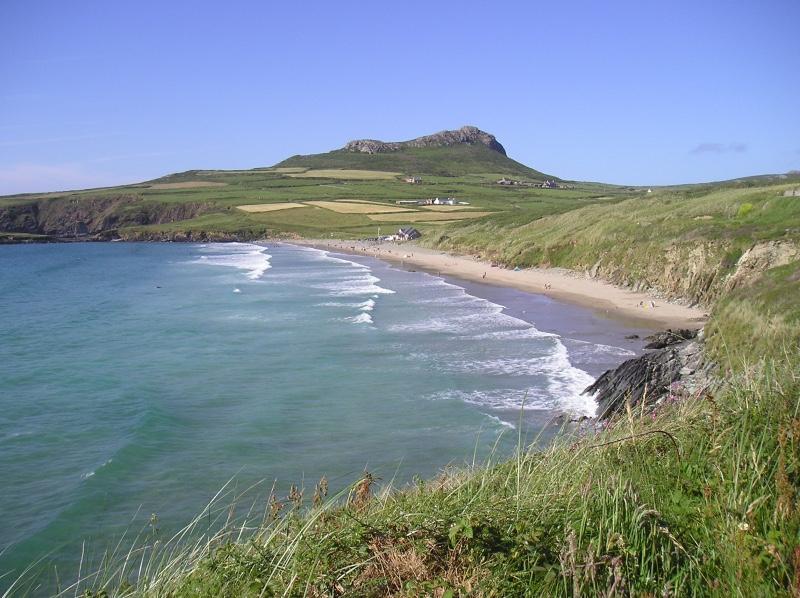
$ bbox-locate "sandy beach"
[289,239,709,330]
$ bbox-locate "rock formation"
[584,329,714,420]
[344,126,506,156]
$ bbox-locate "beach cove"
[289,239,709,330]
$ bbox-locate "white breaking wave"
[564,339,636,359]
[484,414,516,430]
[290,244,370,269]
[472,327,557,340]
[349,312,374,325]
[430,388,555,411]
[313,274,395,296]
[190,243,272,280]
[290,246,395,296]
[293,243,597,416]
[430,338,596,416]
[358,299,376,311]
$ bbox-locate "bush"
[736,202,754,218]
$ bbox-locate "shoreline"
[286,239,709,330]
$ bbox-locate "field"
[0,163,632,240]
[367,211,494,222]
[147,181,228,190]
[236,202,307,212]
[287,169,402,180]
[420,204,476,211]
[304,200,413,214]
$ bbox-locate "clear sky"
[1,0,798,194]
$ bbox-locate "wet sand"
[289,239,709,330]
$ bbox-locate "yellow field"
[367,212,493,222]
[271,167,309,173]
[148,181,227,190]
[420,205,476,211]
[335,199,393,205]
[288,169,401,180]
[305,201,413,214]
[237,203,307,212]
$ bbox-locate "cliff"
[344,125,507,156]
[0,195,216,240]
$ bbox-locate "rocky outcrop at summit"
[344,126,507,156]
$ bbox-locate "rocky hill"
[343,125,507,156]
[277,126,549,178]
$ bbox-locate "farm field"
[147,181,228,190]
[304,201,413,214]
[0,163,664,240]
[420,204,476,211]
[367,211,494,222]
[236,203,307,212]
[287,169,402,180]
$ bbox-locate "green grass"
[706,261,800,371]
[0,161,633,241]
[424,183,800,306]
[276,144,554,178]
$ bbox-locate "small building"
[497,177,515,185]
[404,176,422,184]
[541,180,559,189]
[397,227,421,241]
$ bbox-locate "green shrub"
[736,202,754,218]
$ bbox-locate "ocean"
[0,242,647,590]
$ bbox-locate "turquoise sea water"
[0,242,643,591]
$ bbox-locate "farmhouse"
[395,197,460,206]
[404,176,422,184]
[397,227,421,240]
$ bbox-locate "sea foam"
[190,243,272,280]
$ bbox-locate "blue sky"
[1,0,798,194]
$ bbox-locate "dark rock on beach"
[643,328,698,349]
[584,329,713,420]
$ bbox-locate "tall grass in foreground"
[9,351,795,597]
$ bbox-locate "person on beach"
[482,272,486,279]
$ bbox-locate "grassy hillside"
[276,144,554,179]
[0,163,629,242]
[424,181,800,307]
